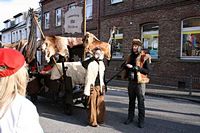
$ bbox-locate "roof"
[13,13,23,18]
[0,21,26,33]
[3,19,11,23]
[0,24,18,33]
[1,17,26,33]
[40,0,53,4]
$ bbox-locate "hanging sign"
[64,6,83,34]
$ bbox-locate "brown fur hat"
[132,39,142,46]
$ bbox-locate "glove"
[133,66,140,71]
[126,64,133,69]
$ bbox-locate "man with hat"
[123,39,150,128]
[83,47,106,127]
[0,48,43,132]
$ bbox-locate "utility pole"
[83,0,87,60]
[83,0,86,35]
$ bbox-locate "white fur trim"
[84,60,105,96]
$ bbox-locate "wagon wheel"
[81,95,88,109]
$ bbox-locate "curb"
[145,92,200,104]
[108,85,200,104]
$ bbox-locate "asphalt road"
[37,88,200,133]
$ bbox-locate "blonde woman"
[0,48,43,133]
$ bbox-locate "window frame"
[16,31,18,42]
[141,23,159,59]
[2,35,5,43]
[55,8,62,27]
[86,0,93,20]
[12,32,15,43]
[111,0,123,4]
[181,17,200,60]
[111,27,124,59]
[19,30,22,40]
[24,28,27,39]
[44,12,50,29]
[15,17,20,24]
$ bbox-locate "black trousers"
[127,81,145,123]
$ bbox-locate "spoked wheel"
[81,95,88,109]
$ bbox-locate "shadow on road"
[36,95,200,133]
[36,97,88,127]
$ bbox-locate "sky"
[0,0,40,30]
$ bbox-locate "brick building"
[40,0,100,37]
[1,8,41,45]
[40,0,200,89]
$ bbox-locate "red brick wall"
[102,0,133,16]
[133,0,186,9]
[100,1,200,87]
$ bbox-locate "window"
[4,23,7,28]
[141,23,159,59]
[24,28,27,39]
[112,27,123,58]
[2,35,5,43]
[86,0,92,19]
[68,2,77,10]
[55,8,61,26]
[8,34,10,42]
[44,12,50,29]
[5,21,11,29]
[19,30,22,40]
[12,32,15,43]
[15,17,19,24]
[15,16,22,24]
[16,31,18,41]
[111,0,123,4]
[181,18,200,58]
[5,23,8,28]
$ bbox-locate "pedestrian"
[123,39,151,128]
[0,48,43,133]
[83,47,106,127]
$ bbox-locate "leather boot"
[138,121,144,128]
[124,118,133,125]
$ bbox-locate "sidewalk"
[107,79,200,103]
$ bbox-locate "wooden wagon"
[27,42,88,115]
[6,9,114,115]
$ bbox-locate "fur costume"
[84,60,105,96]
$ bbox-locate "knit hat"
[0,48,25,77]
[132,39,142,46]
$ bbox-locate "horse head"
[83,32,100,50]
[83,32,111,60]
